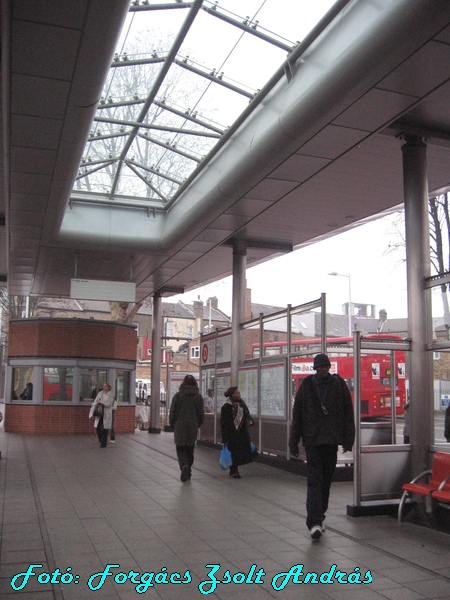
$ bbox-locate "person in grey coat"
[169,375,205,482]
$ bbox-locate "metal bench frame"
[398,452,450,523]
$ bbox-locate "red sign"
[202,343,209,363]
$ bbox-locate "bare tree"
[386,192,450,323]
[429,193,450,324]
[75,31,217,201]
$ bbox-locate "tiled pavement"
[0,429,449,600]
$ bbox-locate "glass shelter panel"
[243,323,260,360]
[201,368,215,414]
[238,365,258,417]
[215,371,230,414]
[432,349,450,445]
[261,313,288,358]
[260,362,286,419]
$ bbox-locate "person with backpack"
[289,353,355,540]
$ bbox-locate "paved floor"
[0,429,449,600]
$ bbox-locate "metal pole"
[353,329,361,507]
[149,292,162,433]
[390,350,396,444]
[287,304,292,457]
[402,135,432,474]
[348,275,352,337]
[231,240,246,384]
[321,292,327,353]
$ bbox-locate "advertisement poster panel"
[260,362,286,418]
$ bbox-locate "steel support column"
[402,136,433,473]
[231,240,247,384]
[149,292,162,433]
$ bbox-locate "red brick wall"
[8,319,137,360]
[5,405,136,435]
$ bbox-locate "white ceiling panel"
[11,21,81,80]
[298,124,368,160]
[332,89,419,131]
[10,147,57,175]
[11,74,71,119]
[245,179,298,201]
[10,115,63,150]
[270,154,331,182]
[378,40,450,97]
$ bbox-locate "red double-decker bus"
[252,335,407,420]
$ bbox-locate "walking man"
[290,353,355,539]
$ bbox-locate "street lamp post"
[328,271,352,337]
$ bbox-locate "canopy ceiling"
[2,0,450,301]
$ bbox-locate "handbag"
[219,445,233,470]
[93,403,103,418]
[250,441,258,457]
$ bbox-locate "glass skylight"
[73,0,336,206]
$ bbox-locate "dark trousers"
[110,412,115,441]
[96,420,109,447]
[305,445,338,529]
[176,445,194,474]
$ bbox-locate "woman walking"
[94,382,114,448]
[169,375,205,482]
[220,386,254,479]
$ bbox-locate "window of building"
[187,325,193,338]
[11,367,34,400]
[115,370,131,403]
[43,367,73,402]
[165,320,173,337]
[80,368,107,402]
[191,346,200,359]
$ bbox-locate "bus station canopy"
[1,0,450,300]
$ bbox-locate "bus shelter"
[199,295,420,512]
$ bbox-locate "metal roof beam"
[94,115,220,138]
[173,58,254,98]
[153,100,224,134]
[136,133,202,163]
[111,0,205,195]
[201,3,293,52]
[126,159,184,186]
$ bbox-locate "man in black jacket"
[290,353,355,539]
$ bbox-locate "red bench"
[431,473,450,508]
[398,451,450,522]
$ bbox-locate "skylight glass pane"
[74,0,337,203]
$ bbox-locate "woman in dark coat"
[169,375,205,482]
[221,386,254,478]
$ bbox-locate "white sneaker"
[310,525,322,539]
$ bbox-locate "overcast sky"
[170,211,415,319]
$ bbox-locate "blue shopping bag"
[219,445,232,470]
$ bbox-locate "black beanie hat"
[313,353,331,369]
